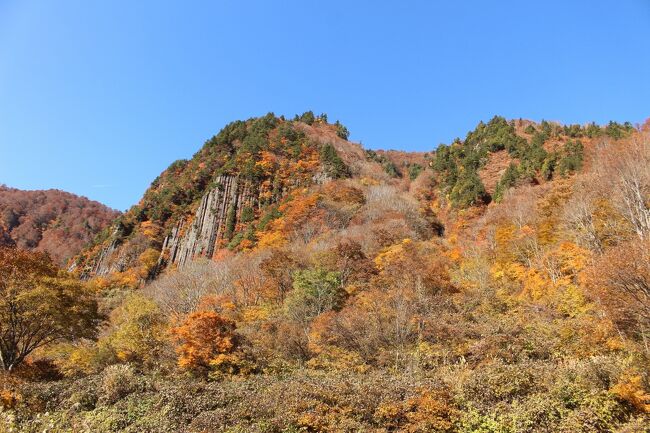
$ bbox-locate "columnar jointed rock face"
[72,117,369,279]
[80,226,131,278]
[84,174,274,278]
[90,237,120,276]
[160,175,257,268]
[87,227,122,279]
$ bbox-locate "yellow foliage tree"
[0,247,99,371]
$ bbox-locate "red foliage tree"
[0,186,119,265]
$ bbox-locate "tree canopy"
[0,247,99,371]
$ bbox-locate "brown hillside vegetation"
[0,186,119,265]
[478,149,513,195]
[1,113,649,432]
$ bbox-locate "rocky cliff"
[86,226,125,276]
[160,175,258,268]
[84,175,267,277]
[75,113,355,281]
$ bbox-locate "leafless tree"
[594,135,650,240]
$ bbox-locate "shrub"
[403,390,460,432]
[101,364,137,404]
[408,163,424,180]
[0,373,22,410]
[284,268,345,325]
[611,374,650,413]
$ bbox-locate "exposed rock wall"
[86,170,294,278]
[160,175,257,268]
[80,226,127,278]
[90,237,120,276]
[85,175,263,277]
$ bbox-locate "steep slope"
[6,115,650,433]
[0,186,119,265]
[75,113,638,286]
[74,112,378,283]
[430,116,636,208]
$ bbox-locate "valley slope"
[0,186,119,265]
[3,112,649,432]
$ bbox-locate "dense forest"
[0,187,119,266]
[1,113,649,432]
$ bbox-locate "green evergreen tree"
[299,111,316,125]
[335,121,350,140]
[494,163,520,202]
[585,122,602,138]
[450,170,489,208]
[240,206,254,223]
[557,140,584,177]
[408,163,424,180]
[224,203,237,240]
[320,143,350,178]
[541,153,558,180]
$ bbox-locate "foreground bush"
[2,354,648,432]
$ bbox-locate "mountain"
[0,186,119,265]
[74,113,638,285]
[73,112,385,280]
[4,112,650,432]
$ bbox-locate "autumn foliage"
[2,115,650,432]
[0,186,118,265]
[0,247,98,371]
[170,310,253,377]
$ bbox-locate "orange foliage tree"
[170,310,246,375]
[0,247,99,371]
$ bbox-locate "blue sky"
[1,1,649,211]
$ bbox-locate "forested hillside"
[0,187,119,265]
[1,113,649,432]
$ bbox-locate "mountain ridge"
[0,185,120,265]
[71,112,642,286]
[2,112,650,432]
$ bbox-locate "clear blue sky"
[1,1,649,211]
